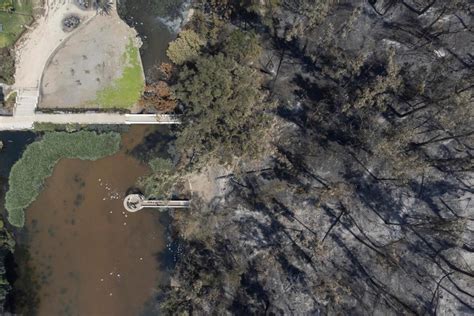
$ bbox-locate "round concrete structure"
[123,194,145,212]
[123,194,191,212]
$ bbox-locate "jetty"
[123,194,190,213]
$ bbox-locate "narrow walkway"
[14,88,38,116]
[123,194,190,213]
[0,113,181,130]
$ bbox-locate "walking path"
[14,88,38,116]
[13,0,96,89]
[123,194,190,213]
[0,113,181,130]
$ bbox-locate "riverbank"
[117,0,195,82]
[0,130,35,313]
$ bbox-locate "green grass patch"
[0,0,33,48]
[5,131,121,227]
[0,0,14,11]
[93,39,144,109]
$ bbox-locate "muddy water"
[17,126,166,315]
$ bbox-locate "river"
[119,0,176,82]
[7,126,172,315]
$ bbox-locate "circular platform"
[123,194,145,212]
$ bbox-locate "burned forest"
[160,0,474,315]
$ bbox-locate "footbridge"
[0,87,181,130]
[123,194,190,213]
[0,112,181,130]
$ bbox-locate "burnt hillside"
[159,1,473,314]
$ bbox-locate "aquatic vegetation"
[139,157,177,198]
[5,131,121,227]
[93,39,144,109]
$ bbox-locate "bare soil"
[40,11,141,109]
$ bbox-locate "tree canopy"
[167,30,206,65]
[175,53,271,165]
[222,29,262,64]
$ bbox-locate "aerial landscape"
[0,0,472,315]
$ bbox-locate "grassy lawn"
[0,0,14,11]
[0,0,33,48]
[94,39,144,109]
[5,131,121,227]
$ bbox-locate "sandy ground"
[188,165,231,203]
[40,11,139,109]
[13,0,96,89]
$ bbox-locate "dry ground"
[40,11,143,110]
[13,0,96,88]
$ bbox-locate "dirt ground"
[40,11,143,109]
[187,165,232,203]
[13,0,95,88]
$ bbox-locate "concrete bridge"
[123,194,190,213]
[0,87,181,130]
[0,87,180,130]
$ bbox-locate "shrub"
[5,131,121,227]
[167,30,205,65]
[222,30,261,64]
[175,54,273,165]
[0,48,15,84]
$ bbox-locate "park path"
[0,113,180,130]
[13,0,96,89]
[14,88,38,116]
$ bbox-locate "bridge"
[0,87,180,130]
[123,194,190,213]
[0,88,180,130]
[0,100,181,130]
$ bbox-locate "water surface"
[13,126,168,315]
[0,131,36,178]
[120,0,175,82]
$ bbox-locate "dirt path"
[13,0,96,89]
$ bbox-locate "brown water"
[15,126,166,316]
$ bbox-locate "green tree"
[222,29,262,64]
[139,158,179,198]
[0,48,15,84]
[167,30,205,65]
[175,53,272,165]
